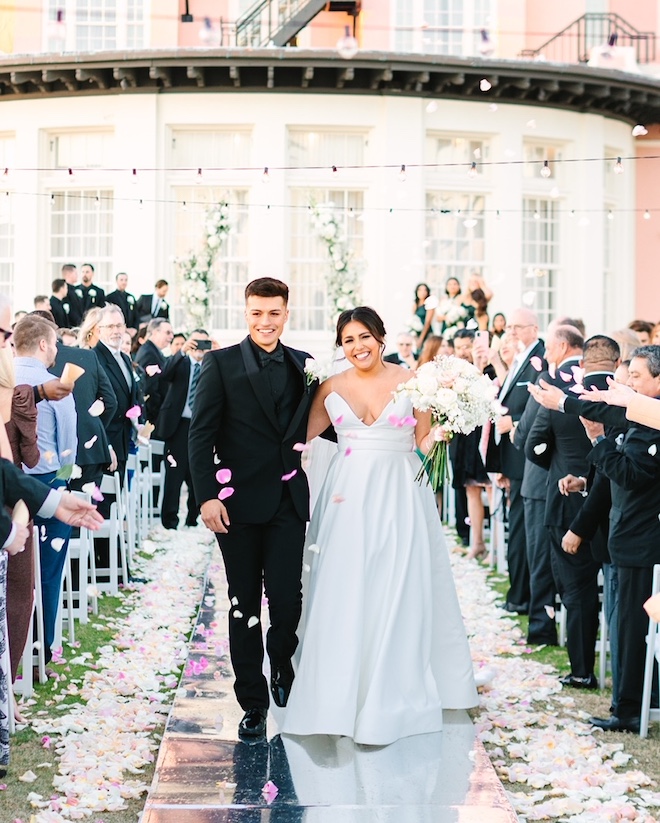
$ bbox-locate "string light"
[261,166,270,183]
[131,168,138,183]
[3,168,8,178]
[540,160,551,178]
[68,167,75,180]
[533,210,540,220]
[196,168,203,183]
[608,210,614,220]
[398,164,407,182]
[94,194,100,209]
[644,209,651,220]
[182,200,187,211]
[468,162,478,178]
[332,165,339,176]
[614,157,624,174]
[138,198,143,209]
[50,193,55,206]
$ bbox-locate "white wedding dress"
[282,392,478,746]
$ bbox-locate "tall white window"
[170,129,252,171]
[49,190,114,288]
[288,130,366,169]
[44,0,148,52]
[172,187,249,332]
[394,0,493,56]
[425,192,485,291]
[426,133,491,182]
[48,131,115,170]
[522,198,560,331]
[289,189,364,332]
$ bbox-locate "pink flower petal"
[125,405,141,419]
[41,735,52,749]
[218,487,235,501]
[281,469,298,481]
[334,414,344,425]
[571,365,585,382]
[548,363,556,379]
[345,447,352,457]
[331,494,345,503]
[88,399,105,417]
[145,364,162,376]
[402,416,417,427]
[167,455,178,467]
[262,780,279,804]
[530,356,543,372]
[292,442,310,452]
[559,371,572,382]
[83,435,98,449]
[387,413,403,427]
[569,384,584,393]
[216,468,232,484]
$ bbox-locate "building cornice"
[0,48,659,124]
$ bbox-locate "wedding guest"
[105,272,139,337]
[628,319,653,345]
[461,274,493,330]
[49,279,71,328]
[33,295,50,312]
[170,332,187,356]
[411,283,436,349]
[135,318,173,426]
[131,324,148,359]
[12,314,78,664]
[78,263,105,313]
[611,328,641,362]
[417,334,444,367]
[436,277,465,334]
[652,323,660,346]
[77,307,102,350]
[61,264,83,326]
[491,312,506,339]
[60,329,78,347]
[383,332,417,369]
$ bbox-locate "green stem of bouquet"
[416,439,449,489]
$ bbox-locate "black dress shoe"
[270,662,294,708]
[560,673,599,690]
[238,708,267,738]
[590,715,640,734]
[504,602,529,615]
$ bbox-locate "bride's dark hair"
[336,307,387,347]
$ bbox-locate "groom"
[189,278,316,739]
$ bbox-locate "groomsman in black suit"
[79,263,106,314]
[156,329,211,529]
[136,279,170,324]
[61,264,84,327]
[49,279,71,328]
[105,272,139,336]
[189,278,317,739]
[492,308,545,615]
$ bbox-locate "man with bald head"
[492,307,545,614]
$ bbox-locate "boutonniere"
[89,289,97,297]
[304,357,332,387]
[64,304,70,313]
[128,295,135,305]
[75,288,83,298]
[161,300,168,308]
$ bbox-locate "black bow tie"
[258,347,285,367]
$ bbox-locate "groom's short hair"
[245,278,289,304]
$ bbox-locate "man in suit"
[61,264,84,327]
[94,305,141,483]
[383,332,417,369]
[136,279,170,324]
[105,272,139,337]
[135,318,173,426]
[156,329,211,530]
[526,326,603,689]
[51,341,118,491]
[49,278,71,328]
[189,278,317,739]
[78,263,106,314]
[493,307,545,614]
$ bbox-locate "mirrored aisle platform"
[142,550,519,823]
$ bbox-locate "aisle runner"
[450,533,660,823]
[24,526,214,821]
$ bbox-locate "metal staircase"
[235,0,329,48]
[520,13,655,64]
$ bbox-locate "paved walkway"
[142,548,518,823]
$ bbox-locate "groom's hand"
[201,499,230,534]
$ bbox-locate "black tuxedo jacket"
[77,283,106,314]
[52,343,117,468]
[525,369,609,529]
[189,337,315,524]
[106,289,139,330]
[0,457,51,546]
[94,342,139,462]
[494,339,545,480]
[136,294,170,323]
[50,296,71,328]
[64,284,84,326]
[135,339,168,425]
[155,350,193,441]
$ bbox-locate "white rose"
[207,235,220,249]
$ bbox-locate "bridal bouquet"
[395,355,499,487]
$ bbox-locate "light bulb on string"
[138,198,143,210]
[644,209,651,220]
[332,165,339,176]
[68,167,75,180]
[132,168,138,184]
[608,210,614,220]
[496,209,501,220]
[468,162,478,178]
[50,194,55,207]
[182,200,187,211]
[261,167,270,184]
[569,209,575,218]
[94,194,100,209]
[540,160,551,178]
[336,25,358,59]
[398,164,407,182]
[614,157,624,174]
[2,168,8,178]
[533,210,540,220]
[196,168,203,184]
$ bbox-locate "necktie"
[258,347,285,367]
[188,362,201,410]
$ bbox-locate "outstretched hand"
[576,377,635,407]
[527,379,565,410]
[55,492,104,530]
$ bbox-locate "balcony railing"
[235,0,329,48]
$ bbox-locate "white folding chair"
[121,461,137,566]
[126,451,143,546]
[595,568,609,689]
[93,472,129,595]
[640,564,660,738]
[14,526,47,700]
[61,491,98,626]
[138,443,154,534]
[149,438,166,521]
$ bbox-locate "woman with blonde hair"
[77,307,103,349]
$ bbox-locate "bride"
[282,307,477,746]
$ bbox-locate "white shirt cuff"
[37,489,63,519]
